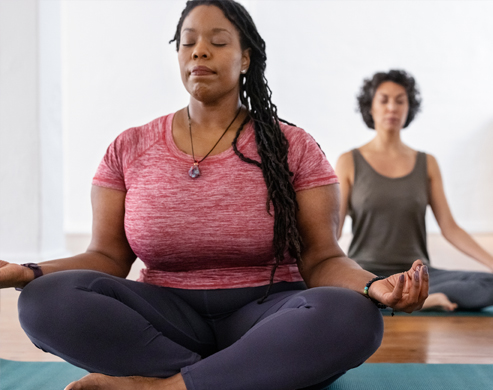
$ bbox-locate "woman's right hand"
[0,260,33,289]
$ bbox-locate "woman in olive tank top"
[336,70,493,311]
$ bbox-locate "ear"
[241,48,251,74]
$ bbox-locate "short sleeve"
[285,125,339,192]
[91,115,168,192]
[92,135,127,192]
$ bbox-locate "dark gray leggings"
[428,267,493,310]
[18,270,383,390]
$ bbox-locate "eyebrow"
[376,92,407,98]
[182,27,231,35]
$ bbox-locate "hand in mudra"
[369,260,429,313]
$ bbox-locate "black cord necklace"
[187,105,241,179]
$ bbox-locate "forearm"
[301,256,376,294]
[21,251,134,287]
[442,226,493,270]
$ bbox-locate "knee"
[18,270,105,337]
[302,287,384,361]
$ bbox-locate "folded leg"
[18,270,214,377]
[429,267,493,310]
[182,287,384,390]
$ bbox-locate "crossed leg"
[19,271,383,390]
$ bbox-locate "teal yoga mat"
[1,360,493,390]
[0,359,87,390]
[330,363,493,389]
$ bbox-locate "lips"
[191,66,215,76]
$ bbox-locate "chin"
[191,85,239,106]
[193,94,221,105]
[379,124,402,132]
[190,85,216,104]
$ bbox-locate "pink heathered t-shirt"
[92,113,338,289]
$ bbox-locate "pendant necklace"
[187,105,241,179]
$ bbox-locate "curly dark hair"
[357,69,422,129]
[170,0,302,302]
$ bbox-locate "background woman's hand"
[0,260,33,289]
[369,260,429,313]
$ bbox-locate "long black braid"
[171,0,302,302]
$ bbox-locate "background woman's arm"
[0,186,136,289]
[334,151,354,240]
[428,154,493,271]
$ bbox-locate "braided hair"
[170,0,302,301]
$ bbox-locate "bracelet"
[21,263,43,279]
[364,276,388,309]
[15,263,43,292]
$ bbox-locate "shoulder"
[425,153,438,166]
[279,121,334,163]
[279,121,326,162]
[113,114,169,148]
[335,150,355,181]
[278,122,338,189]
[424,153,439,172]
[279,121,317,146]
[336,150,355,169]
[425,153,442,180]
[109,114,171,166]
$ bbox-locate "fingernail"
[414,270,419,281]
[423,265,429,275]
[399,274,405,283]
[416,265,421,272]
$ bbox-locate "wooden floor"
[369,316,493,364]
[1,233,493,363]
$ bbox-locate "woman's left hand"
[369,260,429,313]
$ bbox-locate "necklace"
[187,105,241,178]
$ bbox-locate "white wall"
[0,0,65,263]
[60,0,493,234]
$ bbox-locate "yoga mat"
[1,360,493,390]
[381,305,493,316]
[328,363,493,389]
[0,359,87,390]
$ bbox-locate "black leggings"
[18,270,383,390]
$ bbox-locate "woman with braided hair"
[1,2,426,390]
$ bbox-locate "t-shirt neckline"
[165,112,255,163]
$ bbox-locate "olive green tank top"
[347,149,430,276]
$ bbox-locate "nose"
[192,38,210,59]
[386,101,397,111]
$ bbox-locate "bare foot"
[421,293,458,311]
[64,372,187,390]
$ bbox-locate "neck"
[188,95,242,130]
[369,127,405,153]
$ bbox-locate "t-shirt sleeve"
[287,127,339,192]
[91,116,167,192]
[92,134,127,192]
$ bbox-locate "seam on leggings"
[75,286,93,292]
[181,366,197,390]
[241,306,304,340]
